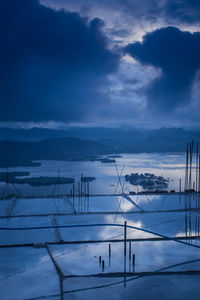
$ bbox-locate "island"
[0,171,74,186]
[81,176,96,182]
[100,158,115,163]
[125,173,169,190]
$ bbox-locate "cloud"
[165,0,200,24]
[0,0,119,122]
[125,26,200,112]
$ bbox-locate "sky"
[1,0,200,129]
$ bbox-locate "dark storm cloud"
[125,26,200,112]
[0,0,119,122]
[165,0,200,24]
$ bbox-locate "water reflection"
[72,193,186,214]
[184,193,200,243]
[0,153,187,196]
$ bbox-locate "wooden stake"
[109,244,111,257]
[102,260,105,271]
[84,181,86,196]
[132,254,135,265]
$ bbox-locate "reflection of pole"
[87,196,89,212]
[73,183,75,199]
[58,168,60,198]
[78,181,80,197]
[195,215,197,237]
[87,182,89,197]
[72,183,75,207]
[6,168,9,193]
[78,181,80,212]
[124,256,126,287]
[81,174,83,196]
[129,242,131,261]
[124,221,127,256]
[185,213,187,238]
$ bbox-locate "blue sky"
[1,0,200,129]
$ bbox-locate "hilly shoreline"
[1,126,197,168]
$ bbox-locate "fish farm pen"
[1,142,200,300]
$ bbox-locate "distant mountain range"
[0,137,111,167]
[0,126,199,167]
[0,126,199,142]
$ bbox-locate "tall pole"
[185,142,189,191]
[72,183,75,207]
[196,144,199,192]
[189,141,194,190]
[199,154,200,193]
[189,142,191,189]
[58,168,60,212]
[58,168,60,198]
[84,181,86,196]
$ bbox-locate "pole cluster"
[184,141,199,192]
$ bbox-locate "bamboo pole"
[84,181,86,196]
[196,144,199,192]
[189,141,194,190]
[199,154,200,192]
[109,243,111,257]
[185,142,189,191]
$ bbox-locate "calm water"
[2,152,200,300]
[0,152,188,196]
